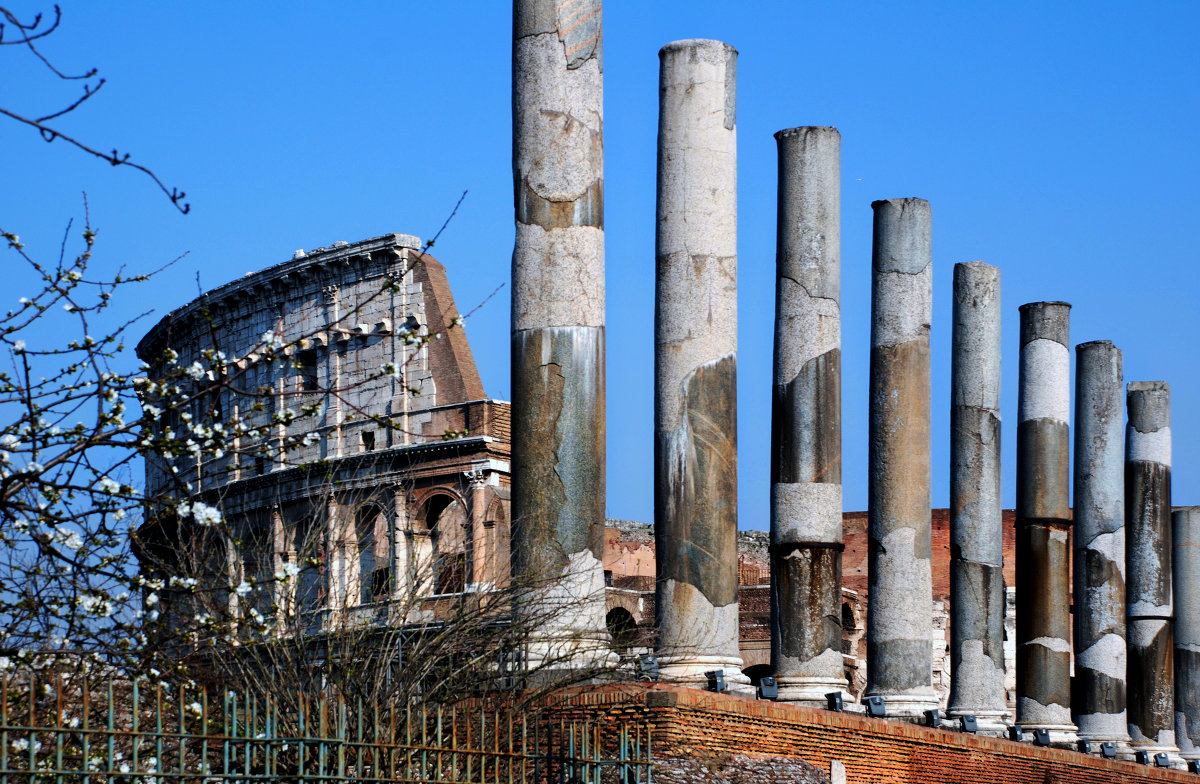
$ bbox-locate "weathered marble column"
[865,198,938,720]
[769,126,849,707]
[654,38,748,692]
[946,261,1007,732]
[1015,301,1077,743]
[1126,381,1178,759]
[1174,507,1200,761]
[1072,341,1132,752]
[511,0,611,668]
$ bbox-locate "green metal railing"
[0,673,651,784]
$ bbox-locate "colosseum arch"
[354,503,391,605]
[415,491,470,595]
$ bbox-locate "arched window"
[356,505,390,604]
[423,495,468,594]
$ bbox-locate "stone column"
[1015,301,1076,744]
[511,0,611,669]
[1072,341,1132,752]
[467,470,490,588]
[1126,381,1179,760]
[1174,507,1200,761]
[769,127,847,707]
[391,487,412,602]
[946,261,1007,732]
[865,198,938,720]
[654,38,747,693]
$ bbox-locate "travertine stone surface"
[769,127,848,707]
[512,0,610,666]
[1174,507,1200,760]
[1072,341,1132,751]
[1015,301,1076,743]
[865,198,938,720]
[947,262,1007,732]
[654,38,747,692]
[1126,381,1178,759]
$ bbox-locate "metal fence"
[0,672,651,784]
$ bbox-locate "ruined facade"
[137,234,512,633]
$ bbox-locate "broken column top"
[1128,381,1171,467]
[659,38,738,57]
[774,125,839,140]
[1018,301,1071,345]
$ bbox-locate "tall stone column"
[1126,381,1178,760]
[1072,341,1132,752]
[1015,301,1076,744]
[946,261,1007,732]
[865,198,937,720]
[769,126,848,707]
[654,38,747,692]
[391,487,412,602]
[1174,507,1200,761]
[511,0,611,669]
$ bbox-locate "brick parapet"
[544,684,1193,783]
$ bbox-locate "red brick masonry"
[555,684,1192,784]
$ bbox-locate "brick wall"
[550,685,1193,784]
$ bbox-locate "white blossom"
[192,502,221,526]
[96,476,121,495]
[186,361,205,380]
[274,562,300,581]
[51,527,83,552]
[234,581,252,598]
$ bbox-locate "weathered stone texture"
[1126,381,1178,755]
[1072,340,1131,747]
[511,0,609,663]
[947,261,1007,729]
[654,38,745,688]
[1015,301,1076,740]
[1175,507,1200,759]
[865,198,937,718]
[769,126,846,706]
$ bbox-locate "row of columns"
[508,11,1200,762]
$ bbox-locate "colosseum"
[136,233,512,636]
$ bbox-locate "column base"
[1129,743,1185,770]
[861,691,940,723]
[775,676,859,712]
[657,654,755,697]
[1017,725,1078,748]
[945,708,1010,736]
[1075,716,1136,760]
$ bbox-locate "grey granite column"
[1072,341,1132,753]
[946,261,1007,733]
[865,198,938,720]
[654,38,748,693]
[1126,381,1179,760]
[1174,507,1200,761]
[511,0,611,669]
[769,126,849,707]
[1015,301,1077,744]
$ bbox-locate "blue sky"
[4,2,1198,529]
